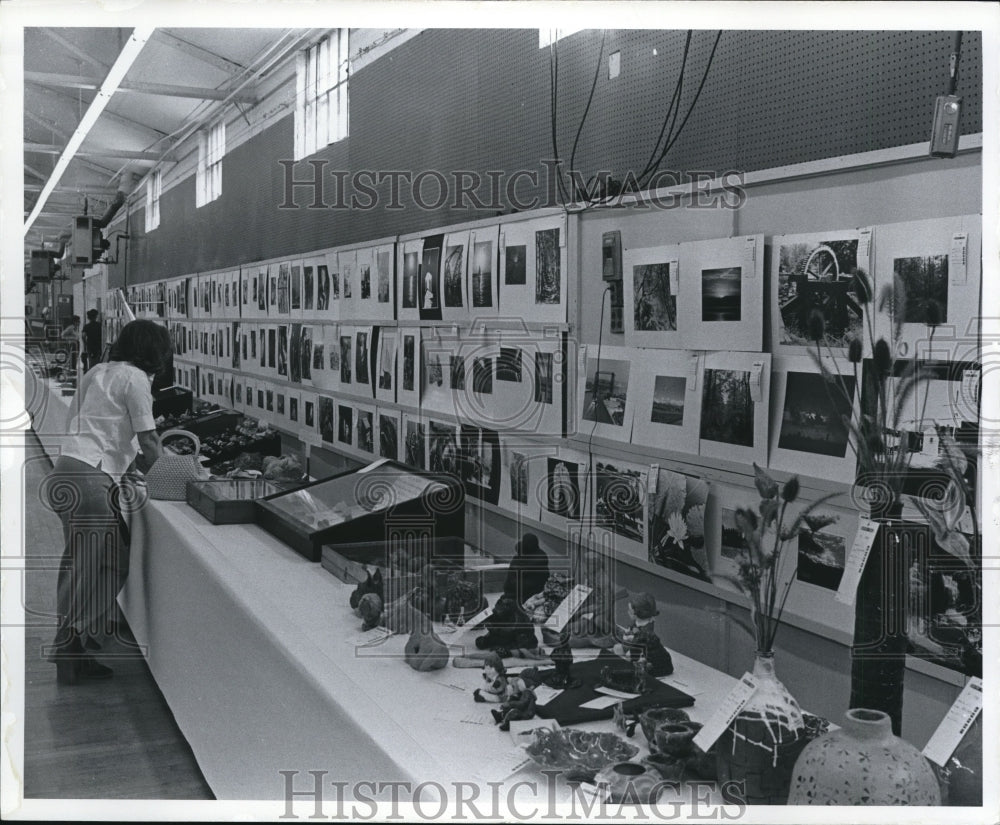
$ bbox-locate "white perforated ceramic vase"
[788,708,941,805]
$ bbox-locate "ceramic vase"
[937,713,982,806]
[595,761,661,804]
[788,708,941,805]
[715,650,808,805]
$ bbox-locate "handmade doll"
[475,594,540,658]
[491,667,540,732]
[522,570,571,624]
[472,651,508,703]
[616,592,674,677]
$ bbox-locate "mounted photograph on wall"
[460,426,501,505]
[428,419,460,476]
[355,246,374,317]
[355,327,371,388]
[593,458,648,560]
[403,413,426,470]
[498,440,552,522]
[419,236,443,322]
[377,408,401,461]
[679,235,764,352]
[397,328,421,408]
[277,263,290,315]
[468,225,500,317]
[576,345,635,443]
[771,227,872,353]
[422,334,454,416]
[795,512,849,591]
[631,351,702,456]
[698,351,770,465]
[873,215,981,360]
[376,245,394,315]
[768,355,859,484]
[339,330,353,386]
[441,231,469,322]
[338,249,356,318]
[544,454,582,521]
[398,241,419,321]
[623,243,683,349]
[290,262,302,317]
[647,468,711,582]
[356,405,375,454]
[337,404,354,447]
[319,396,335,444]
[375,327,397,404]
[499,216,565,323]
[316,263,331,314]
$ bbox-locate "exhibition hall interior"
[11,17,996,820]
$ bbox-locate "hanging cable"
[637,30,691,184]
[568,30,608,192]
[549,39,570,205]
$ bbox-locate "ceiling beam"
[26,142,173,162]
[38,28,112,74]
[25,109,72,142]
[26,183,129,195]
[26,71,258,104]
[154,30,247,75]
[24,163,49,180]
[38,85,175,142]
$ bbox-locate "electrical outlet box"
[610,280,624,334]
[929,95,962,158]
[602,230,622,281]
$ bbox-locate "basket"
[147,429,204,500]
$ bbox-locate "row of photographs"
[130,214,568,326]
[126,214,980,361]
[171,320,979,492]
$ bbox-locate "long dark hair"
[109,319,172,374]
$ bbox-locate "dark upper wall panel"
[115,28,982,284]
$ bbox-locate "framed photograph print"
[622,243,683,349]
[698,351,771,466]
[770,227,873,355]
[397,327,422,409]
[499,214,567,324]
[338,249,357,320]
[397,239,423,323]
[402,412,427,470]
[575,344,636,443]
[374,326,397,404]
[440,231,470,322]
[591,456,649,562]
[631,350,703,457]
[323,250,341,321]
[467,225,500,318]
[419,235,444,322]
[354,246,376,320]
[377,407,401,462]
[679,234,764,352]
[373,243,395,322]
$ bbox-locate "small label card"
[544,584,593,631]
[743,236,757,274]
[858,227,873,263]
[580,695,623,711]
[949,232,969,285]
[595,686,640,700]
[749,360,765,402]
[461,606,493,633]
[693,673,759,753]
[648,464,659,494]
[923,678,982,766]
[532,685,564,706]
[688,353,700,392]
[835,517,880,605]
[669,260,680,294]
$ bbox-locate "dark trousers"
[43,456,131,645]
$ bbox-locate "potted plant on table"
[712,464,838,805]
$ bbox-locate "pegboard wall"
[113,28,983,285]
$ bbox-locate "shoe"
[50,633,85,685]
[491,709,503,724]
[499,720,511,732]
[79,657,114,680]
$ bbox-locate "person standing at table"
[81,309,102,372]
[42,319,170,684]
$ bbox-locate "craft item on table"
[491,667,541,732]
[595,761,662,805]
[522,727,639,774]
[473,652,508,704]
[261,454,304,482]
[475,594,541,658]
[357,593,383,632]
[439,570,487,624]
[404,626,450,672]
[611,702,640,739]
[501,533,550,607]
[349,568,384,611]
[452,650,554,669]
[638,706,690,749]
[381,587,429,636]
[544,630,580,689]
[613,593,674,677]
[523,571,571,624]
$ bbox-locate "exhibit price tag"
[949,232,968,285]
[835,517,880,605]
[961,369,979,404]
[922,678,982,766]
[693,673,759,753]
[688,353,700,392]
[544,584,593,631]
[669,260,680,294]
[743,236,757,275]
[648,464,659,494]
[499,231,506,251]
[749,360,765,403]
[858,227,873,263]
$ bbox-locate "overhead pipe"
[94,190,126,229]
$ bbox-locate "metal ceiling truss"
[26,71,258,104]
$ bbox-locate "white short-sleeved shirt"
[61,361,156,480]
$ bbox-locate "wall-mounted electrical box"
[602,230,622,281]
[929,94,962,157]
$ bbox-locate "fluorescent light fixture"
[23,27,154,236]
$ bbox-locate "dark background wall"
[114,28,982,285]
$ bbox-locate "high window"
[294,30,349,161]
[146,169,162,231]
[196,120,225,206]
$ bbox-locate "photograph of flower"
[796,514,846,591]
[648,469,710,581]
[443,243,465,307]
[338,404,353,445]
[650,375,686,426]
[595,461,645,544]
[700,368,753,447]
[582,356,629,427]
[545,457,580,520]
[777,236,862,347]
[633,262,676,331]
[535,227,560,305]
[894,255,948,325]
[778,371,855,458]
[505,244,526,286]
[701,266,742,322]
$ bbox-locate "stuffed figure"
[615,592,674,677]
[350,568,383,611]
[491,667,541,731]
[472,651,508,703]
[522,571,571,624]
[358,592,383,631]
[404,626,450,672]
[475,594,539,657]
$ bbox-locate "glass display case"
[187,478,292,524]
[254,460,465,561]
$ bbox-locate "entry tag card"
[857,227,873,263]
[922,678,982,766]
[460,606,492,633]
[949,232,969,285]
[669,261,680,294]
[543,584,593,631]
[693,673,759,752]
[749,360,765,402]
[743,236,756,275]
[835,517,880,605]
